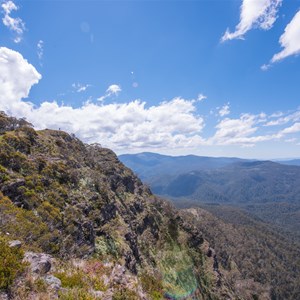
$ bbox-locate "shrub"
[140,273,163,300]
[0,165,9,183]
[112,287,139,300]
[58,288,94,300]
[0,195,61,253]
[91,276,108,291]
[0,237,25,290]
[54,271,86,289]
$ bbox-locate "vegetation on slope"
[0,112,252,299]
[181,206,300,300]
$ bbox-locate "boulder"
[24,252,52,275]
[0,292,9,300]
[8,240,22,249]
[43,275,61,291]
[110,264,126,285]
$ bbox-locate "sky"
[1,0,300,159]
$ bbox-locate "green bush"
[140,273,163,300]
[0,165,9,182]
[58,288,94,300]
[54,271,86,289]
[112,287,139,300]
[0,237,25,290]
[0,195,61,253]
[91,277,107,291]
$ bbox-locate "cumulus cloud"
[221,0,282,42]
[98,84,121,102]
[1,0,25,43]
[271,9,300,63]
[210,114,257,145]
[72,83,91,93]
[0,48,206,150]
[210,113,276,146]
[2,46,298,152]
[3,98,206,151]
[0,47,41,115]
[218,103,230,117]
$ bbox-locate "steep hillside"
[0,113,259,299]
[181,207,300,300]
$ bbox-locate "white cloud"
[270,111,284,118]
[285,138,297,143]
[37,40,44,61]
[0,48,206,151]
[210,114,257,145]
[218,103,230,117]
[0,47,41,116]
[221,0,282,42]
[209,113,277,146]
[72,83,91,93]
[264,110,300,126]
[271,9,300,63]
[197,93,207,102]
[5,98,206,151]
[279,122,300,136]
[2,46,298,153]
[1,0,25,43]
[97,84,121,102]
[107,84,121,95]
[260,63,270,71]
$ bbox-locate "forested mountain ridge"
[0,112,262,299]
[119,152,248,181]
[119,153,300,205]
[181,206,300,300]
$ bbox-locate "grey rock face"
[8,240,22,249]
[24,252,52,275]
[43,275,61,291]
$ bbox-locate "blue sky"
[1,0,300,159]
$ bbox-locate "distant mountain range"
[119,153,300,204]
[119,152,300,239]
[276,159,300,166]
[119,152,249,180]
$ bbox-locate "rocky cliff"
[0,113,267,299]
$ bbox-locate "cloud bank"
[1,47,299,152]
[0,47,205,151]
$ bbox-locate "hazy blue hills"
[119,152,249,180]
[119,153,300,204]
[276,159,300,166]
[119,152,300,241]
